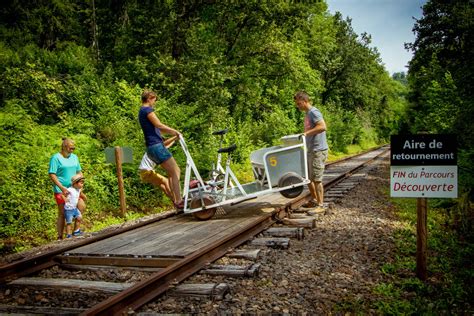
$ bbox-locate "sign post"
[114,147,126,215]
[390,134,457,280]
[105,146,133,216]
[416,197,427,280]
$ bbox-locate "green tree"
[0,0,409,252]
[406,0,473,235]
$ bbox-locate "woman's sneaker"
[66,234,72,238]
[72,229,83,236]
[174,200,185,210]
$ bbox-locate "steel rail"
[0,210,179,283]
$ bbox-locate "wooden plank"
[171,211,270,256]
[60,264,163,273]
[67,216,190,255]
[226,249,261,261]
[281,217,315,228]
[107,218,201,256]
[135,207,261,256]
[9,277,133,294]
[138,218,241,256]
[79,213,204,257]
[263,227,304,240]
[0,305,84,315]
[328,189,350,193]
[169,283,229,300]
[249,237,290,249]
[288,213,311,219]
[156,214,262,257]
[66,219,174,254]
[201,263,260,277]
[57,255,180,268]
[306,208,327,216]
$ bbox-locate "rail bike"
[179,133,310,220]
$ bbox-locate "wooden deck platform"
[66,191,290,258]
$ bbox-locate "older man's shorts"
[308,150,328,182]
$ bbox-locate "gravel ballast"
[139,155,399,314]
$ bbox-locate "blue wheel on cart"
[278,172,304,198]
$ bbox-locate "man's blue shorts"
[64,208,82,224]
[147,142,172,165]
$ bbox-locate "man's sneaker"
[66,234,72,238]
[72,230,83,236]
[307,206,326,215]
[301,200,318,208]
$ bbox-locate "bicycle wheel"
[190,194,217,220]
[278,172,304,198]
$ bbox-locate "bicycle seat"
[218,143,237,153]
[212,129,228,136]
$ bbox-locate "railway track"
[0,145,389,315]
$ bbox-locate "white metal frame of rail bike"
[178,134,310,220]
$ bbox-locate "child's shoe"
[66,234,72,238]
[72,229,83,236]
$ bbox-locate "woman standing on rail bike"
[138,89,184,210]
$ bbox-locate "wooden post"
[115,146,126,215]
[416,197,427,280]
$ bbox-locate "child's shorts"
[64,208,82,224]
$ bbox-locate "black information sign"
[391,134,457,166]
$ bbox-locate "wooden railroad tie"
[169,283,230,300]
[226,249,261,261]
[281,217,316,228]
[0,305,85,315]
[325,193,345,198]
[9,277,133,294]
[60,264,162,273]
[249,237,290,249]
[263,227,304,240]
[201,263,261,277]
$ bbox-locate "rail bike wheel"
[278,172,304,198]
[190,194,217,220]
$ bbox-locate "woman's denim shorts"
[147,142,172,165]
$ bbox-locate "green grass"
[370,191,474,315]
[332,184,473,315]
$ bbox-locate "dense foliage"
[0,0,406,251]
[405,0,473,236]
